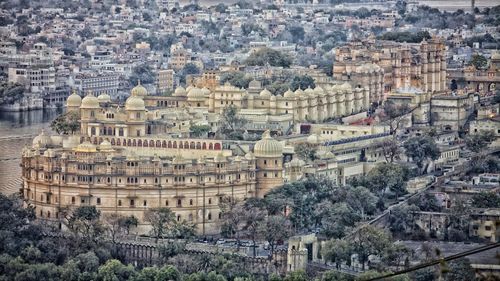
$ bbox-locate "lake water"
[0,109,62,195]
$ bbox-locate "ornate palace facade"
[21,84,285,235]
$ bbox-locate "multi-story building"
[333,38,447,95]
[157,69,175,94]
[22,85,285,235]
[447,52,500,95]
[73,71,120,96]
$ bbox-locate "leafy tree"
[97,259,136,281]
[382,100,414,135]
[388,204,421,237]
[294,143,318,162]
[471,192,500,208]
[290,75,315,91]
[245,48,292,68]
[102,213,138,243]
[408,193,442,212]
[379,138,402,163]
[355,162,410,198]
[219,72,253,89]
[404,136,440,172]
[129,64,155,85]
[218,105,248,140]
[258,215,293,259]
[156,265,181,281]
[318,271,353,281]
[444,258,476,281]
[63,206,105,248]
[322,202,360,239]
[351,226,392,270]
[345,186,377,220]
[469,54,488,70]
[465,130,496,153]
[144,207,176,242]
[412,268,437,281]
[50,111,80,135]
[0,82,25,105]
[283,270,308,281]
[288,26,305,43]
[190,124,211,138]
[321,239,352,269]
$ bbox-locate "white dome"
[74,141,97,153]
[187,87,205,100]
[32,130,52,147]
[97,93,111,103]
[131,82,148,97]
[283,89,294,98]
[307,133,323,144]
[201,87,211,95]
[314,86,324,95]
[259,88,272,98]
[254,130,283,158]
[173,86,187,97]
[80,93,99,109]
[66,92,82,107]
[125,96,145,111]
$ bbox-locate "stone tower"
[254,130,284,197]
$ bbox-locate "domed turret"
[254,130,283,158]
[187,87,205,100]
[125,96,145,111]
[248,80,261,89]
[66,91,82,109]
[131,81,148,97]
[99,139,113,151]
[304,87,315,97]
[173,86,187,97]
[340,82,352,91]
[259,88,272,98]
[74,141,97,153]
[97,93,111,103]
[201,87,211,96]
[80,92,99,109]
[32,129,52,148]
[283,89,294,98]
[314,86,324,95]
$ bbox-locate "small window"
[208,198,212,204]
[165,200,169,206]
[130,199,135,206]
[190,199,193,206]
[208,213,212,220]
[177,199,182,207]
[96,198,101,205]
[118,200,122,206]
[143,200,147,207]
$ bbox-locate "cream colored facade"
[22,86,286,235]
[334,38,447,95]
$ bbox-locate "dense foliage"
[245,48,292,68]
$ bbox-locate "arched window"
[91,127,96,136]
[173,141,177,148]
[190,142,195,149]
[209,143,213,150]
[165,200,169,206]
[214,143,221,150]
[177,199,182,207]
[138,139,142,146]
[202,142,207,149]
[107,127,112,135]
[150,140,154,147]
[177,215,181,222]
[189,199,193,205]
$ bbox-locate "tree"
[155,265,182,281]
[388,204,421,237]
[241,202,266,257]
[351,226,392,270]
[218,105,248,140]
[404,136,440,172]
[345,186,377,220]
[245,48,292,68]
[382,101,414,135]
[182,63,200,75]
[469,54,488,70]
[190,124,211,138]
[472,192,500,208]
[444,258,476,281]
[219,72,252,88]
[321,239,352,269]
[129,64,155,85]
[294,143,318,162]
[0,82,25,105]
[288,26,305,43]
[361,162,410,198]
[318,271,353,281]
[144,207,176,242]
[258,215,293,259]
[290,75,315,91]
[465,130,496,153]
[409,193,442,212]
[64,206,105,248]
[322,203,361,239]
[97,259,136,281]
[50,111,80,135]
[379,138,402,163]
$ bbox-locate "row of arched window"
[90,137,222,150]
